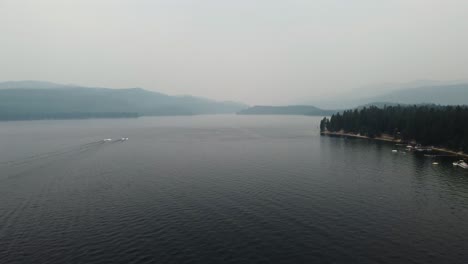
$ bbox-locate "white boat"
[453,160,468,169]
[103,138,112,142]
[392,150,398,153]
[459,161,468,169]
[120,137,129,141]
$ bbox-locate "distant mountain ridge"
[367,84,468,106]
[237,105,336,116]
[307,81,468,109]
[0,80,74,90]
[0,81,248,120]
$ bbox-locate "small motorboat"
[120,137,129,141]
[102,138,112,142]
[392,150,398,153]
[459,161,468,169]
[453,160,468,169]
[432,162,439,165]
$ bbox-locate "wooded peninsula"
[320,105,468,153]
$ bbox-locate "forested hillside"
[320,105,468,152]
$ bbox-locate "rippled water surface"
[1,115,467,264]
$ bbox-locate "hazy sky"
[1,0,467,104]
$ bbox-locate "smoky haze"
[1,0,467,105]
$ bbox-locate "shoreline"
[321,131,468,159]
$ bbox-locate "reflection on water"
[0,115,467,264]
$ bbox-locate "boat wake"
[0,140,106,168]
[1,137,130,168]
[0,137,131,181]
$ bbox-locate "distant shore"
[321,131,468,158]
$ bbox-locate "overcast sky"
[1,0,467,104]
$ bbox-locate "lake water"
[0,115,467,264]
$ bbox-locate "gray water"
[0,115,467,264]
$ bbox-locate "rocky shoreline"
[321,131,468,158]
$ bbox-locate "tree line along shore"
[319,105,468,157]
